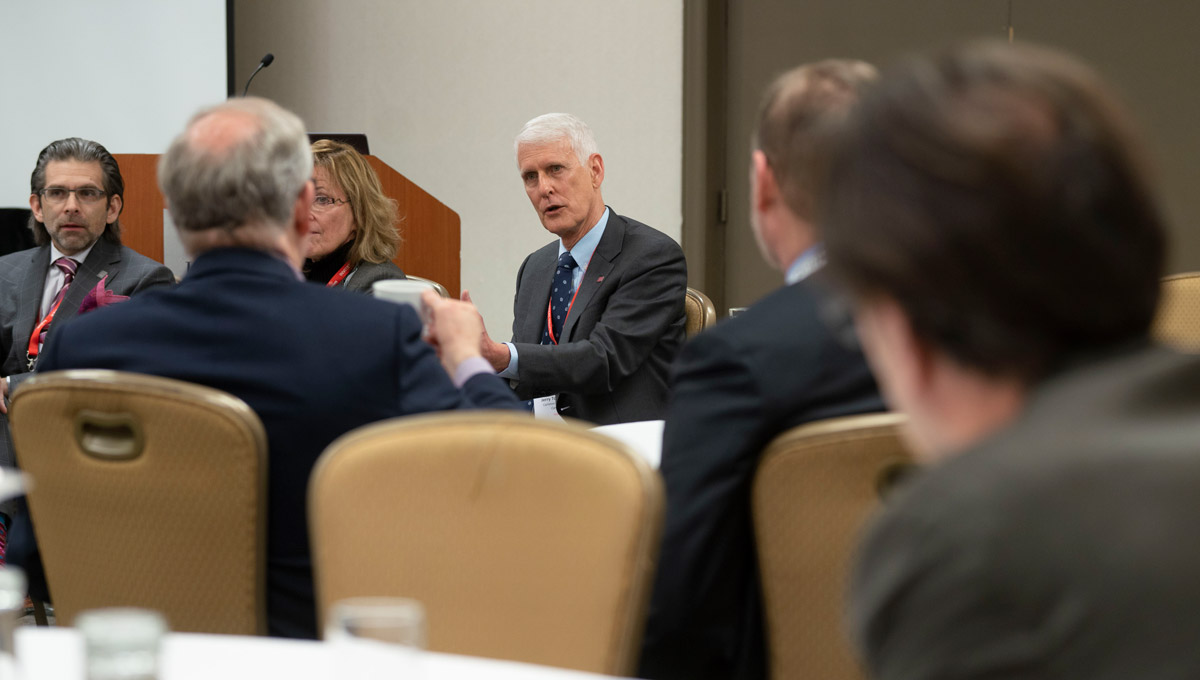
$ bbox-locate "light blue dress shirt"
[785,243,825,285]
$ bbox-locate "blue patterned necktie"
[542,251,577,345]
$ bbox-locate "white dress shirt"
[39,242,95,318]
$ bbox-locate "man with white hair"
[469,113,687,425]
[16,97,522,639]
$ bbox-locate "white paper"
[533,395,562,421]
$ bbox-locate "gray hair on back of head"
[514,113,599,166]
[158,97,313,232]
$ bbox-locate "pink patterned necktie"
[38,257,78,349]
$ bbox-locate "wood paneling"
[113,155,165,263]
[365,156,461,298]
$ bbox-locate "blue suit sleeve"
[392,305,523,414]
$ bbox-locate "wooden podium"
[112,154,461,297]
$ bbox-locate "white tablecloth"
[15,627,622,680]
[590,420,664,469]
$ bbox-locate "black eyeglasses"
[312,195,350,212]
[39,187,108,205]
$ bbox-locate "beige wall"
[235,0,683,333]
[236,1,1200,320]
[719,0,1200,309]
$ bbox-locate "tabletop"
[15,627,624,680]
[591,420,663,469]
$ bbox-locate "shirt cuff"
[453,356,496,388]
[496,342,519,379]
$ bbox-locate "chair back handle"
[74,410,144,461]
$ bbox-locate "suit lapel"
[13,247,52,355]
[562,211,624,340]
[59,239,121,324]
[517,245,557,342]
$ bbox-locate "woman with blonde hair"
[303,139,405,290]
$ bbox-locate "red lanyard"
[546,260,590,345]
[326,262,353,287]
[26,295,66,366]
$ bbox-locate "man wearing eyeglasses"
[0,138,174,559]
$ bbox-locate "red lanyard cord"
[546,258,592,345]
[326,261,354,287]
[26,296,66,363]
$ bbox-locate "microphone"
[242,53,275,97]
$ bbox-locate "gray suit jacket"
[343,259,406,294]
[850,343,1200,680]
[509,210,686,425]
[0,240,174,476]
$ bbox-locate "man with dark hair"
[18,98,523,638]
[0,138,174,554]
[639,60,883,680]
[818,42,1200,679]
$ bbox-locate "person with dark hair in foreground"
[640,59,884,680]
[16,98,523,638]
[819,41,1200,679]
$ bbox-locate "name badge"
[533,395,563,421]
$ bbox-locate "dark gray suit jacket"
[509,210,686,425]
[0,240,174,477]
[342,259,406,293]
[851,343,1200,680]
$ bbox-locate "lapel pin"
[596,276,604,283]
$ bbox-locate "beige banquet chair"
[752,412,913,680]
[1153,272,1200,352]
[309,412,663,676]
[9,370,268,634]
[685,287,718,337]
[405,274,451,298]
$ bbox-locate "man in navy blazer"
[18,97,524,639]
[640,61,884,680]
[470,113,687,425]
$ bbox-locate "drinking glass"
[0,567,25,679]
[325,597,426,679]
[76,608,167,680]
[0,469,29,504]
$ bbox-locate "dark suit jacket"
[640,276,884,680]
[509,210,686,425]
[343,259,406,293]
[0,240,173,506]
[24,248,522,639]
[850,343,1200,680]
